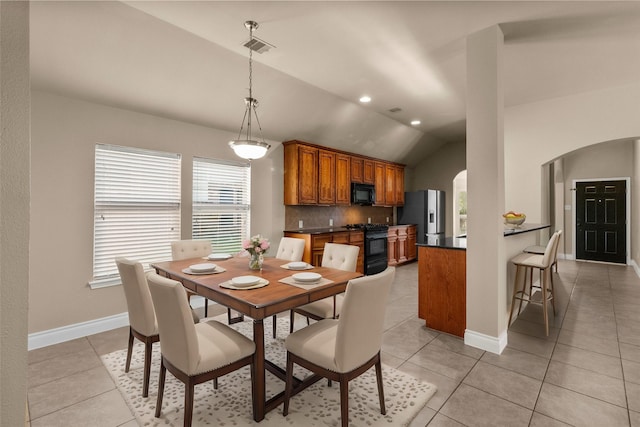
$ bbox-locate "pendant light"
[228,20,271,160]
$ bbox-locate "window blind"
[192,157,250,253]
[91,144,181,288]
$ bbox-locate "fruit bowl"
[503,211,526,226]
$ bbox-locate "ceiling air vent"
[388,107,402,113]
[243,36,275,54]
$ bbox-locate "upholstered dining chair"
[146,272,255,427]
[272,237,306,338]
[116,257,201,398]
[282,267,395,427]
[289,243,359,333]
[170,239,214,317]
[115,257,159,398]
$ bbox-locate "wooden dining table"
[150,255,362,422]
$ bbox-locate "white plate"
[189,263,217,273]
[231,275,262,287]
[292,272,322,283]
[287,262,309,270]
[208,253,232,260]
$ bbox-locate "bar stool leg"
[509,265,525,326]
[518,265,529,316]
[541,268,550,336]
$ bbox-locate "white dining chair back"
[116,257,157,337]
[321,243,359,272]
[170,239,212,261]
[275,237,305,262]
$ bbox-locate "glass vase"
[249,253,263,270]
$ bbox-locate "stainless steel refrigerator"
[397,190,445,244]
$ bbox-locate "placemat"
[279,276,333,289]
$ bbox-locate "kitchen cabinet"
[387,225,417,266]
[284,142,318,205]
[283,230,364,274]
[318,149,336,204]
[418,245,466,337]
[283,140,404,206]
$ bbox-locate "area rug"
[101,315,436,426]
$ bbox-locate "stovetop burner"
[344,223,365,230]
[344,223,389,231]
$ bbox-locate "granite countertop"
[503,223,550,236]
[417,236,467,250]
[284,227,354,234]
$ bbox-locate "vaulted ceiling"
[30,1,640,167]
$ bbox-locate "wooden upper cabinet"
[394,165,405,206]
[284,141,318,205]
[335,153,351,205]
[350,156,363,183]
[384,164,396,205]
[318,149,336,205]
[374,161,386,205]
[363,159,375,184]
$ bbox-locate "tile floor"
[26,260,640,426]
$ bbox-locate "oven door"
[365,231,388,257]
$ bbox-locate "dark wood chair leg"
[184,382,195,427]
[375,357,386,415]
[272,315,277,338]
[155,360,166,418]
[213,378,218,389]
[339,376,349,427]
[289,311,295,333]
[283,353,294,416]
[143,340,153,397]
[125,328,134,373]
[204,299,208,317]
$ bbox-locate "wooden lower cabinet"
[283,230,364,274]
[387,225,417,266]
[418,246,466,337]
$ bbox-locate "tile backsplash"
[285,205,394,230]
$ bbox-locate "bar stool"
[508,230,561,335]
[523,230,563,298]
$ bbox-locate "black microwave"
[351,183,376,205]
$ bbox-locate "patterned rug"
[101,315,437,426]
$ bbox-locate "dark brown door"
[576,180,626,264]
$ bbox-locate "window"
[91,144,181,288]
[192,157,250,253]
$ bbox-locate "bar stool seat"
[522,230,562,297]
[508,231,561,336]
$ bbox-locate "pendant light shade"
[229,21,271,160]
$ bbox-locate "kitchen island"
[417,224,549,337]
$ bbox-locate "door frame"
[571,177,630,264]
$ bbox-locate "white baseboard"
[631,259,640,278]
[28,296,209,351]
[464,329,507,355]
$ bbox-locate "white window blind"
[192,157,250,253]
[91,144,181,288]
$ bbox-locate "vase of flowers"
[243,234,270,270]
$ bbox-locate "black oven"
[364,224,389,275]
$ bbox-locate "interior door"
[576,180,626,263]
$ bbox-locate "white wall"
[29,90,283,333]
[634,139,640,270]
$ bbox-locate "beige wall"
[0,1,30,424]
[634,140,640,268]
[29,90,283,333]
[562,140,634,258]
[409,140,466,236]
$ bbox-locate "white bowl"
[287,262,308,270]
[231,275,261,287]
[292,272,322,283]
[189,263,217,273]
[208,253,232,260]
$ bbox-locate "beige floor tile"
[408,404,436,427]
[383,294,419,330]
[382,319,439,360]
[463,361,542,409]
[87,326,129,356]
[116,421,139,427]
[28,366,115,419]
[623,358,640,384]
[381,351,405,369]
[544,361,626,407]
[429,333,485,360]
[509,317,560,341]
[560,314,619,340]
[557,328,620,358]
[535,382,629,426]
[480,347,550,380]
[551,342,623,379]
[506,331,556,359]
[440,383,532,426]
[621,342,640,363]
[426,413,466,426]
[28,338,92,365]
[618,318,640,347]
[30,389,134,427]
[28,348,103,388]
[529,412,572,426]
[397,361,460,411]
[627,381,640,413]
[407,342,478,382]
[631,410,640,427]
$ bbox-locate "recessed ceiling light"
[359,95,371,103]
[411,120,421,126]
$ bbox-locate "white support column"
[0,1,30,425]
[464,25,507,354]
